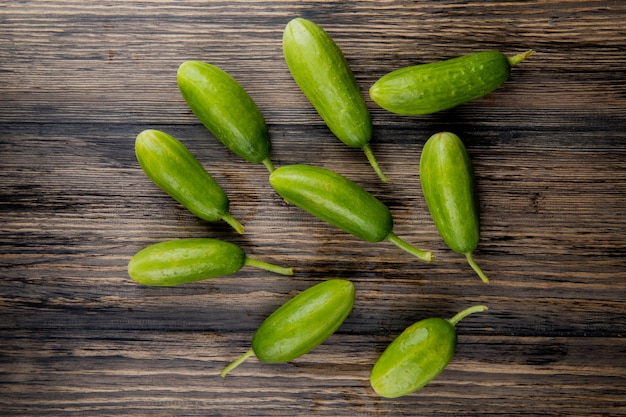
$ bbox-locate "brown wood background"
[1,1,625,416]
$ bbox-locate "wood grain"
[1,1,626,415]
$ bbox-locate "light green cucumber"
[269,164,433,262]
[128,238,294,286]
[370,305,488,398]
[135,129,244,234]
[370,50,534,115]
[419,132,488,282]
[283,17,388,182]
[221,279,355,377]
[177,61,274,173]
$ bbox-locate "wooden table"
[2,1,625,415]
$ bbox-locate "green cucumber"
[370,50,534,115]
[221,279,355,377]
[370,305,488,398]
[177,61,274,173]
[419,132,488,282]
[269,164,433,262]
[128,238,294,286]
[282,17,388,182]
[135,129,244,234]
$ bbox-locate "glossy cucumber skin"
[370,318,456,398]
[177,61,271,164]
[128,238,245,286]
[135,129,231,223]
[252,279,355,363]
[370,51,511,115]
[420,132,479,254]
[269,164,393,242]
[283,18,372,148]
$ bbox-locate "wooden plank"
[1,331,625,416]
[1,1,625,124]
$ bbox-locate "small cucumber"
[177,61,274,173]
[269,164,433,262]
[135,129,244,234]
[221,279,355,377]
[282,17,388,182]
[419,132,488,283]
[370,50,534,115]
[127,238,294,286]
[370,305,488,398]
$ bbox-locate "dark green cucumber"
[221,279,355,377]
[370,50,534,115]
[269,164,433,262]
[419,132,488,282]
[128,238,294,286]
[177,61,274,173]
[282,17,388,182]
[370,305,488,398]
[135,129,244,234]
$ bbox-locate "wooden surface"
[1,1,625,415]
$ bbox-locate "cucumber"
[135,129,244,234]
[269,164,433,262]
[370,305,488,398]
[177,61,274,173]
[221,279,355,376]
[419,132,488,282]
[283,17,388,182]
[128,238,294,286]
[370,50,534,115]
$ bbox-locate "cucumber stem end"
[386,232,434,262]
[262,158,275,174]
[508,50,535,67]
[221,349,255,378]
[245,257,295,276]
[362,144,390,183]
[448,305,488,326]
[465,252,489,283]
[222,214,245,235]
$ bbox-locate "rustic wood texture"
[1,1,625,415]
